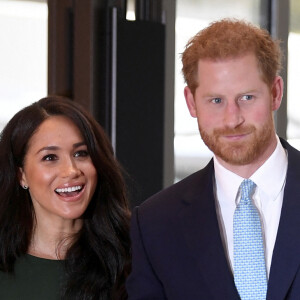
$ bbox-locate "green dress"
[0,254,64,300]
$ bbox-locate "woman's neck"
[28,217,82,260]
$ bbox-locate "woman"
[0,96,131,299]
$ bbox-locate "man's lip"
[222,133,250,140]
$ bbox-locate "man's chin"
[213,146,257,165]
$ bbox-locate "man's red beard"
[199,115,275,165]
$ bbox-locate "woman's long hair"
[0,96,131,299]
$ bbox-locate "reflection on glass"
[175,0,260,181]
[0,0,47,130]
[287,0,300,149]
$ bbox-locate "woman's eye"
[74,150,89,158]
[212,98,222,104]
[42,154,57,161]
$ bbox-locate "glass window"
[287,0,300,149]
[126,0,135,20]
[175,0,261,181]
[0,0,47,130]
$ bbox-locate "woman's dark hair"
[0,96,131,299]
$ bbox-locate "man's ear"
[271,76,284,111]
[184,86,197,118]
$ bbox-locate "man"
[127,19,300,300]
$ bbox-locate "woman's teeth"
[55,185,82,193]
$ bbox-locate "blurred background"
[0,0,297,205]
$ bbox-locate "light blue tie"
[233,179,268,300]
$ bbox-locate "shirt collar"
[214,157,243,206]
[250,136,287,202]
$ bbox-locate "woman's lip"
[55,185,86,202]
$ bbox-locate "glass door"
[0,0,48,130]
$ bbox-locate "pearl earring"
[23,185,28,190]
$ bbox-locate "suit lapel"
[268,139,300,299]
[178,161,240,300]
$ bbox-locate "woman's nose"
[61,158,81,178]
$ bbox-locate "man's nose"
[223,101,244,128]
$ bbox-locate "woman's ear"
[18,167,28,189]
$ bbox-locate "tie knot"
[240,179,256,204]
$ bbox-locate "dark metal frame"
[260,0,290,139]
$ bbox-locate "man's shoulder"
[137,159,214,214]
[281,138,300,155]
[280,138,300,164]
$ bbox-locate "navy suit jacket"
[126,139,300,299]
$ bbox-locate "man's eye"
[241,95,253,101]
[212,98,222,104]
[74,150,89,158]
[42,154,57,161]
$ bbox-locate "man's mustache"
[213,125,255,136]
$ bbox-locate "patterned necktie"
[233,179,268,300]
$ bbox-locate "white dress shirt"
[214,136,288,277]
